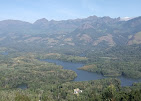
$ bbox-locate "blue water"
[41,59,141,87]
[1,52,8,55]
[17,83,28,89]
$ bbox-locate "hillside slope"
[0,16,141,52]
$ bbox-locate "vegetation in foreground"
[0,48,141,101]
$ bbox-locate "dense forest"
[0,47,141,101]
[35,45,141,79]
[77,45,141,78]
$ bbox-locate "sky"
[0,0,141,22]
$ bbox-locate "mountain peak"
[86,15,98,20]
[34,18,48,24]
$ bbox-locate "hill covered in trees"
[0,52,141,101]
[0,15,141,100]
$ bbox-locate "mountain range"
[0,15,141,52]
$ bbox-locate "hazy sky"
[0,0,140,22]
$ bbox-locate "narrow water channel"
[41,59,141,87]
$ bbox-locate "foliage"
[0,54,77,90]
[37,53,88,63]
[0,49,141,101]
[80,45,141,78]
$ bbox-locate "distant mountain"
[0,20,32,35]
[0,15,141,52]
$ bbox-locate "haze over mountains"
[0,15,141,52]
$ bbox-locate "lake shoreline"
[39,59,141,87]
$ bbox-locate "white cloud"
[120,17,135,21]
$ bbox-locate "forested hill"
[0,16,141,52]
[0,16,141,101]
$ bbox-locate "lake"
[1,51,8,55]
[17,83,28,89]
[41,59,141,87]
